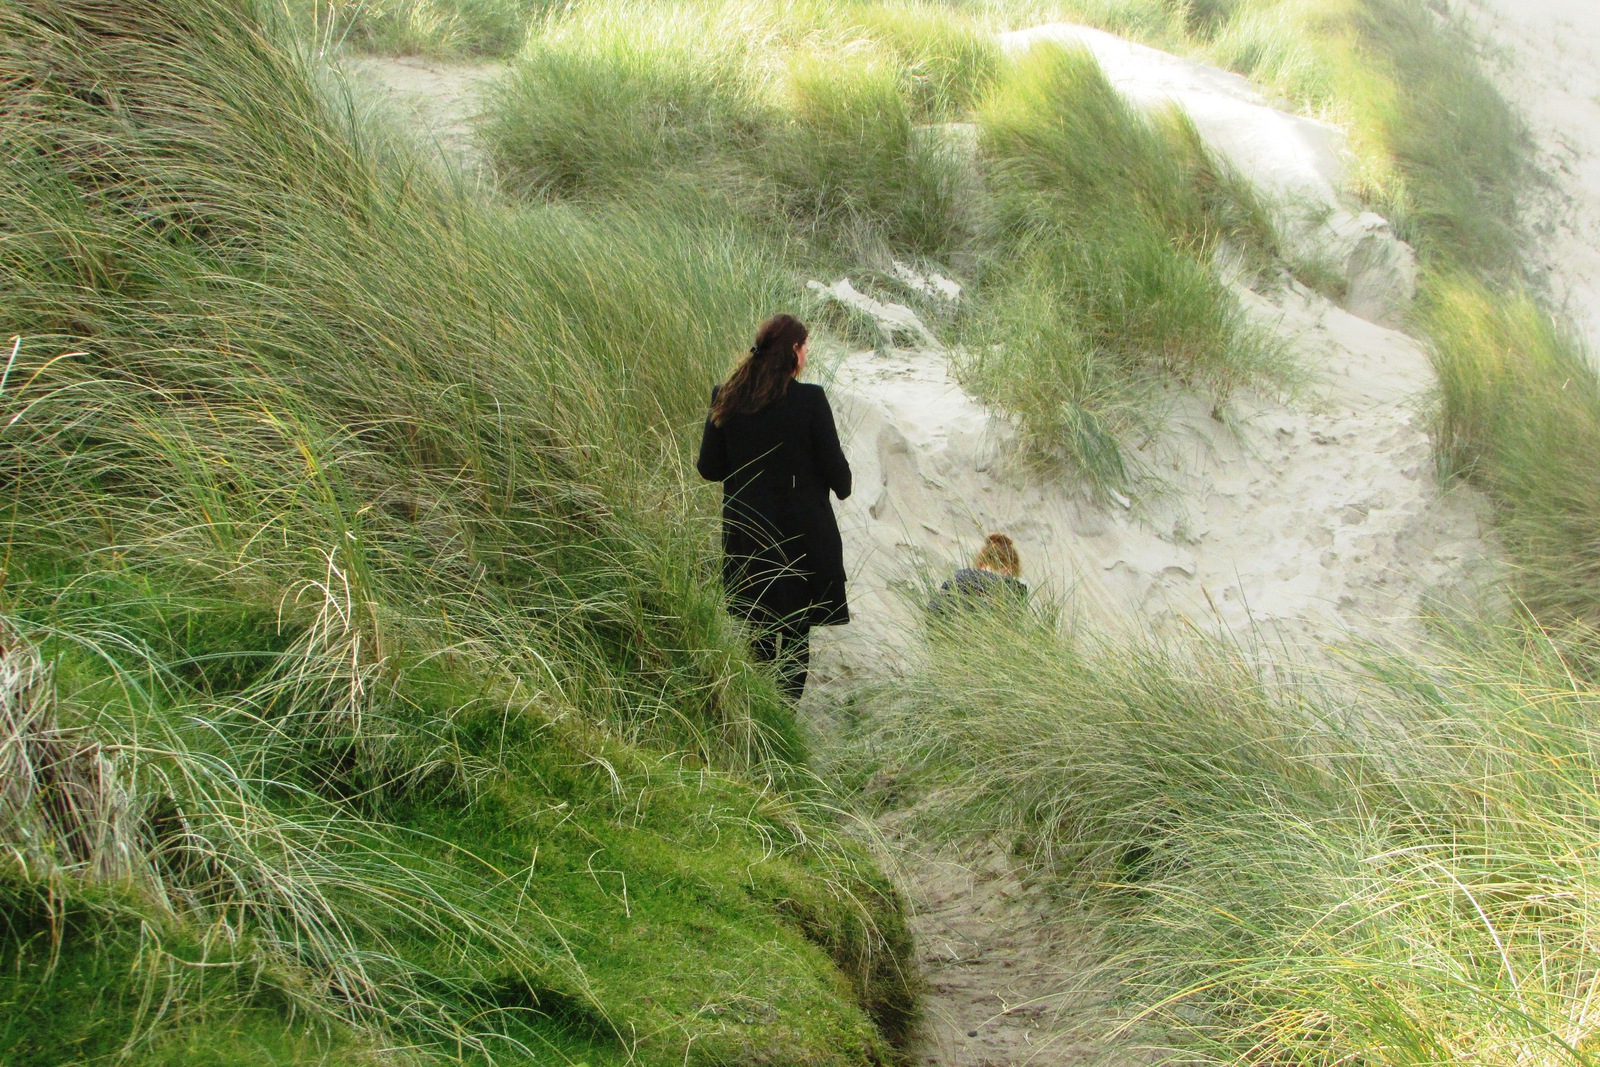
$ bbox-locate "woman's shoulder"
[790,381,830,407]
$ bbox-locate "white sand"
[1459,0,1600,360]
[813,278,1497,686]
[810,26,1501,688]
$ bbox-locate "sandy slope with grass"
[1461,0,1600,359]
[809,25,1499,693]
[816,279,1497,683]
[351,25,1507,1064]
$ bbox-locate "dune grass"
[483,0,991,261]
[1420,278,1600,629]
[287,0,553,57]
[960,41,1284,489]
[849,602,1600,1065]
[0,0,914,1060]
[483,0,1289,490]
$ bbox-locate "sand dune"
[341,15,1586,1060]
[1463,0,1600,360]
[810,25,1502,688]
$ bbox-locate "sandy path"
[343,55,503,177]
[887,837,1136,1067]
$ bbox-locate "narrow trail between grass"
[879,830,1130,1067]
[346,54,503,176]
[350,31,1504,1063]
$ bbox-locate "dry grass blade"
[0,619,141,883]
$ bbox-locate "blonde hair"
[973,533,1020,578]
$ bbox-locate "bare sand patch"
[343,54,503,176]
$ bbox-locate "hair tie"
[749,345,759,358]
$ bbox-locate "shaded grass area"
[0,0,911,1061]
[848,604,1600,1064]
[481,0,1288,491]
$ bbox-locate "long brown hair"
[709,313,807,427]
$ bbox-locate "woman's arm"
[813,389,851,501]
[695,387,729,482]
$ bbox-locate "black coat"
[696,382,852,627]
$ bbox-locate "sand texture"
[345,55,502,176]
[889,838,1135,1067]
[811,273,1498,693]
[1462,0,1600,360]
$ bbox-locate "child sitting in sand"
[929,533,1027,615]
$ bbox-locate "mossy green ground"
[0,0,911,1062]
[1,893,392,1067]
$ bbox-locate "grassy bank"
[0,0,913,1061]
[851,605,1600,1064]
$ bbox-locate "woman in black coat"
[696,313,851,700]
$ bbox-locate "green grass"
[0,0,912,1061]
[483,0,988,261]
[0,884,400,1067]
[832,2,1600,1062]
[959,42,1285,489]
[483,1,1290,490]
[848,603,1600,1065]
[1421,277,1600,629]
[287,0,555,57]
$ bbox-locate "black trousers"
[750,622,811,700]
